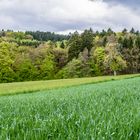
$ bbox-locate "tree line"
[0,28,140,83]
[25,31,70,41]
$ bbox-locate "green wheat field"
[0,74,140,139]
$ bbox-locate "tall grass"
[0,77,140,139]
[0,74,140,96]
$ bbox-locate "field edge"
[0,74,140,96]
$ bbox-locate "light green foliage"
[12,46,38,81]
[33,44,56,80]
[94,47,105,64]
[18,39,40,47]
[0,42,17,82]
[104,43,127,75]
[14,57,38,81]
[6,31,25,40]
[110,56,127,73]
[0,77,140,139]
[92,47,105,75]
[40,55,56,80]
[94,36,100,44]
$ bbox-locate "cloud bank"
[0,0,140,33]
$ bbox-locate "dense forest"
[25,31,70,41]
[0,28,140,83]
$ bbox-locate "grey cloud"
[0,0,140,33]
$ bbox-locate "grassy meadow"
[0,75,140,139]
[0,74,140,96]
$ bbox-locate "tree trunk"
[114,71,117,76]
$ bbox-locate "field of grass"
[0,76,140,139]
[0,74,140,96]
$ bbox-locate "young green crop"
[0,74,140,96]
[0,77,140,139]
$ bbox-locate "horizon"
[0,27,138,35]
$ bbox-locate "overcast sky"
[0,0,139,34]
